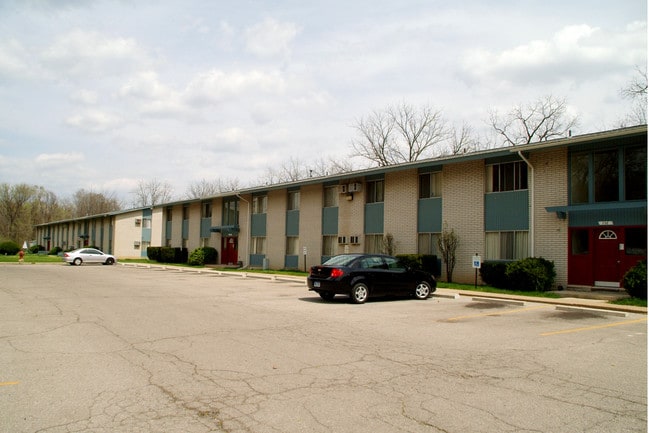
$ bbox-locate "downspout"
[235,193,250,269]
[517,151,534,257]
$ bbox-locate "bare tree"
[619,65,647,125]
[437,222,459,283]
[489,95,579,146]
[308,156,354,177]
[447,122,479,155]
[351,103,449,166]
[185,178,242,199]
[71,189,122,217]
[131,178,174,207]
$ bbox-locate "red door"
[593,228,622,286]
[221,236,238,265]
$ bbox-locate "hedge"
[623,260,647,299]
[480,257,556,291]
[395,254,440,277]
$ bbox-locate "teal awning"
[210,225,240,236]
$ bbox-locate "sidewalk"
[435,287,647,315]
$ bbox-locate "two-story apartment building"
[35,125,647,288]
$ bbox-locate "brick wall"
[300,184,324,268]
[266,189,287,269]
[384,169,418,254]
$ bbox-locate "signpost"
[472,253,481,289]
[303,246,307,272]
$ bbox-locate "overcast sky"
[0,0,645,204]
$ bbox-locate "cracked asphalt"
[1,264,646,433]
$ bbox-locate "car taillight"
[330,268,344,278]
[64,253,69,257]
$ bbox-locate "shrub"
[0,241,20,255]
[29,244,44,254]
[201,247,218,264]
[480,260,511,289]
[158,247,188,264]
[147,246,161,262]
[623,260,647,299]
[188,249,205,266]
[396,254,439,277]
[49,246,63,255]
[505,257,556,292]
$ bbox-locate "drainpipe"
[517,151,534,257]
[235,193,250,268]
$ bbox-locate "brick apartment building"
[35,125,647,288]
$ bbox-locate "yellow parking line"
[0,381,20,387]
[446,305,549,322]
[541,317,648,336]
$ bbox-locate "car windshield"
[322,255,359,267]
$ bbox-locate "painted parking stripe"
[446,305,550,322]
[0,381,20,387]
[541,317,648,336]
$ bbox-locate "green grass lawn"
[0,254,62,263]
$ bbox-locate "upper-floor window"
[324,186,338,208]
[166,207,173,222]
[419,172,442,198]
[486,161,528,192]
[570,145,646,205]
[253,195,267,214]
[222,197,239,225]
[182,205,189,220]
[288,191,300,211]
[366,180,384,203]
[202,201,212,218]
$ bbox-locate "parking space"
[1,264,646,433]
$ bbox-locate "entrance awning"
[210,225,240,236]
[545,202,647,223]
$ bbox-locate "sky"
[0,0,646,205]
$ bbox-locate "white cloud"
[244,17,299,58]
[65,109,122,133]
[184,69,286,105]
[0,39,31,79]
[69,89,98,104]
[35,152,84,165]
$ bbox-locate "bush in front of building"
[623,260,647,299]
[396,254,440,277]
[146,247,188,264]
[147,246,161,261]
[505,257,556,292]
[187,247,218,266]
[479,260,510,289]
[49,246,62,255]
[0,241,20,255]
[28,244,44,254]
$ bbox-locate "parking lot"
[1,264,646,433]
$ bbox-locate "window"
[223,198,239,225]
[288,191,300,211]
[201,238,210,248]
[418,233,440,255]
[626,228,647,255]
[142,219,151,229]
[625,146,647,200]
[486,161,528,192]
[570,153,589,204]
[253,196,267,214]
[365,234,383,254]
[485,231,528,260]
[419,172,442,198]
[182,206,189,220]
[202,202,212,218]
[251,237,266,254]
[594,150,619,202]
[571,230,589,255]
[366,180,384,203]
[322,236,337,256]
[166,207,173,222]
[286,237,299,255]
[324,186,338,207]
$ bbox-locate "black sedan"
[307,254,436,304]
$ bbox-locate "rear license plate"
[313,281,321,288]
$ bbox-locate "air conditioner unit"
[348,182,362,193]
[134,241,141,248]
[337,184,348,194]
[349,235,360,244]
[337,236,347,244]
[135,218,142,226]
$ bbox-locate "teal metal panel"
[182,220,189,239]
[250,254,265,267]
[286,210,299,236]
[200,218,211,238]
[251,213,267,237]
[569,205,647,227]
[418,197,442,232]
[364,202,384,234]
[285,255,299,269]
[165,221,172,240]
[142,227,151,242]
[484,190,529,231]
[322,207,338,235]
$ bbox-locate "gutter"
[517,151,534,257]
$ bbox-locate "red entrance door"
[593,228,622,286]
[221,236,238,265]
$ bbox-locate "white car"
[63,248,117,266]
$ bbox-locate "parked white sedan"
[62,248,117,266]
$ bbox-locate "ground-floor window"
[200,238,210,247]
[286,236,299,255]
[418,233,440,255]
[251,237,266,255]
[322,236,336,256]
[365,234,383,254]
[625,227,647,255]
[485,231,529,260]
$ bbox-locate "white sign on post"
[472,254,481,269]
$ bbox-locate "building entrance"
[221,236,238,265]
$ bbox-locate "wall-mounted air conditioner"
[134,241,141,248]
[348,182,362,193]
[337,236,347,244]
[349,235,360,244]
[135,218,142,226]
[337,184,348,194]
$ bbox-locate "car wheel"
[319,292,335,301]
[351,283,369,304]
[414,281,431,300]
[104,258,115,265]
[73,258,82,266]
